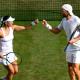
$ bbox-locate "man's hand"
[42,20,52,30]
[42,20,47,27]
[69,38,78,44]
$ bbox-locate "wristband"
[31,21,36,26]
[31,19,39,26]
[46,23,52,30]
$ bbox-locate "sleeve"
[76,16,80,26]
[73,17,80,38]
[57,20,63,30]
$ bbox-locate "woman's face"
[5,21,13,27]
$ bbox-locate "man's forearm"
[50,28,61,34]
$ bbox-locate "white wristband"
[31,21,36,26]
[46,23,52,30]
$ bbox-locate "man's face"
[61,8,69,17]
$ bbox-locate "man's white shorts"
[66,51,80,63]
[0,52,17,66]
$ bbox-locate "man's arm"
[69,35,80,44]
[50,28,61,34]
[42,20,61,34]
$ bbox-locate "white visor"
[6,16,15,22]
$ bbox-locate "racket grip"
[64,43,69,52]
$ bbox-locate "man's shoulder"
[62,17,66,21]
[71,15,80,25]
[73,15,80,20]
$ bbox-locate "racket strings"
[3,52,22,65]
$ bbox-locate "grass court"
[0,21,69,80]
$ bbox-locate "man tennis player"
[42,4,80,80]
[0,15,38,80]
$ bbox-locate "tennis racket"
[3,52,22,65]
[64,25,80,52]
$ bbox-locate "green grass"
[0,21,70,80]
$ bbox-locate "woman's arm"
[12,19,39,31]
[0,29,4,38]
[13,25,32,31]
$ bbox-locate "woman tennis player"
[0,15,38,80]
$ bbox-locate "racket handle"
[64,43,69,52]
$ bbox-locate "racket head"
[15,52,22,65]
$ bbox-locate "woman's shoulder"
[11,25,18,30]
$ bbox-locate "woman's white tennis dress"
[0,27,17,65]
